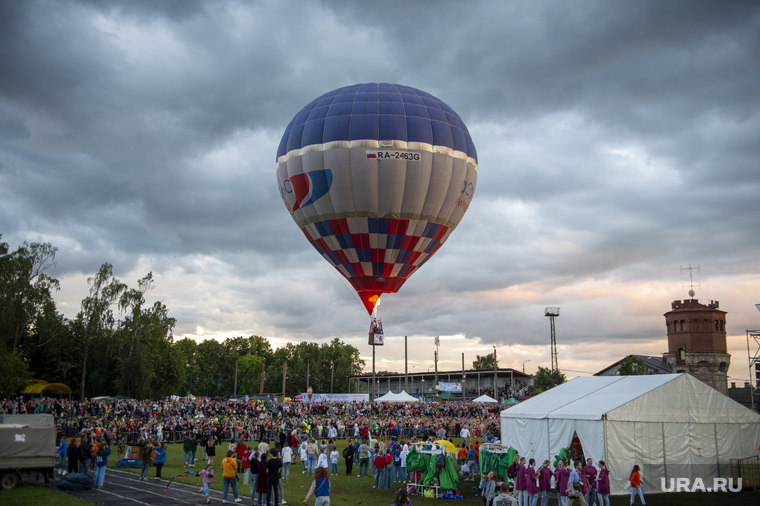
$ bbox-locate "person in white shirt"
[329,449,339,475]
[399,445,410,482]
[299,441,308,474]
[281,445,293,480]
[460,426,470,439]
[317,448,329,470]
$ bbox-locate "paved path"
[51,469,248,505]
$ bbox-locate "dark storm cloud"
[1,0,759,373]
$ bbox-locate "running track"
[50,468,245,505]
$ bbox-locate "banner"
[296,393,369,403]
[437,382,462,393]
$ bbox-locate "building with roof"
[595,355,670,376]
[349,367,532,401]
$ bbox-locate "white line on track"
[105,469,215,505]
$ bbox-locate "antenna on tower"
[545,307,560,373]
[680,264,701,299]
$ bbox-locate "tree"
[533,366,566,393]
[617,356,648,375]
[113,272,177,398]
[77,263,126,401]
[0,349,30,396]
[473,353,497,370]
[0,238,60,353]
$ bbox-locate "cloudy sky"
[2,0,759,383]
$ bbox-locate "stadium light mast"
[748,304,760,412]
[546,307,560,373]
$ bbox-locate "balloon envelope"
[276,83,478,314]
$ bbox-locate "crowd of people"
[3,396,646,506]
[2,396,502,447]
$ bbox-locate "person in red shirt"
[242,446,252,485]
[629,465,645,505]
[373,449,386,489]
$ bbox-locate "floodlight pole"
[546,307,561,373]
[372,344,376,401]
[750,304,760,412]
[748,329,760,412]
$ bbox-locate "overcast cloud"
[2,0,759,382]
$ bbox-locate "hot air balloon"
[276,83,477,314]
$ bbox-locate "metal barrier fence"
[116,425,458,445]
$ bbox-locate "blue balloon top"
[277,83,477,162]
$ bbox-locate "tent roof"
[374,390,419,403]
[473,394,498,403]
[501,373,760,423]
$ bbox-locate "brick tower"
[663,298,730,394]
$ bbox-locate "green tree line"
[0,236,364,400]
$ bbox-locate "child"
[249,450,260,505]
[629,465,646,505]
[242,446,252,485]
[526,459,538,506]
[391,488,413,506]
[492,481,518,506]
[94,444,111,488]
[329,447,339,475]
[483,471,497,506]
[198,464,214,504]
[597,460,610,506]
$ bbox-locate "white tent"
[473,394,498,403]
[374,390,419,403]
[500,374,760,494]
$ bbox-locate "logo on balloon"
[281,168,333,212]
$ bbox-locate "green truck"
[0,414,57,490]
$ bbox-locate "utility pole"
[404,336,408,392]
[493,346,497,399]
[461,353,466,402]
[434,336,439,399]
[234,360,238,398]
[282,361,287,396]
[306,359,310,393]
[260,359,265,395]
[330,363,334,393]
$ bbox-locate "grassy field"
[1,480,90,506]
[104,440,759,506]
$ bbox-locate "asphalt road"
[52,469,249,505]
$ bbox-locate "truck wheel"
[1,471,19,490]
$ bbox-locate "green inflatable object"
[405,445,460,492]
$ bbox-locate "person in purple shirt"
[583,458,598,505]
[578,462,588,498]
[526,459,538,506]
[553,460,570,506]
[515,457,527,506]
[537,460,553,506]
[596,460,610,506]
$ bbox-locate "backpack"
[342,448,349,458]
